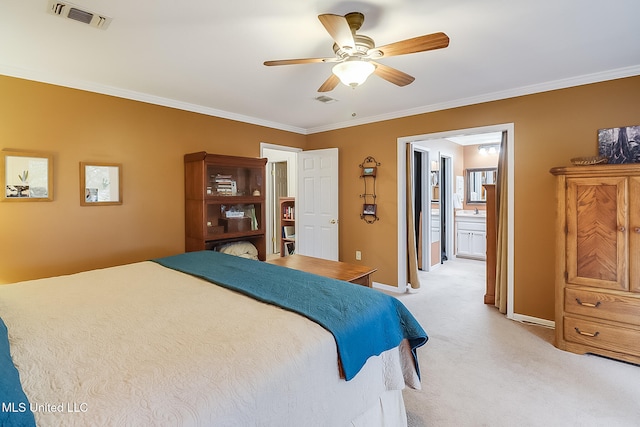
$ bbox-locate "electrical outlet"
[355,250,362,261]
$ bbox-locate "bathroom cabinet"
[455,211,486,260]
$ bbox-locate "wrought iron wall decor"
[359,156,380,224]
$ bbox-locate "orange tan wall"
[307,122,402,286]
[307,75,640,321]
[2,74,639,322]
[0,76,306,284]
[464,144,500,169]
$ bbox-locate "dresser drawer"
[565,288,640,326]
[564,316,640,357]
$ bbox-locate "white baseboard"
[371,281,406,294]
[511,313,555,329]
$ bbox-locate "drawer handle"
[574,327,600,338]
[575,298,601,308]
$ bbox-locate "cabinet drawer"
[456,221,485,232]
[564,316,640,357]
[565,288,640,326]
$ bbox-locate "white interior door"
[297,148,339,260]
[261,144,300,256]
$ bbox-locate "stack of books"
[282,205,295,220]
[213,174,237,196]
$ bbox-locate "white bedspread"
[0,261,418,426]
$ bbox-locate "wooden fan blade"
[371,62,415,87]
[318,74,340,92]
[318,14,355,50]
[264,57,335,66]
[376,32,449,57]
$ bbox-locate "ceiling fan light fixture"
[332,58,375,88]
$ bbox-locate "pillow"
[217,241,259,260]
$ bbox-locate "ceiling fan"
[264,12,449,92]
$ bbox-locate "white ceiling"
[1,1,639,135]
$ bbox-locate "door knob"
[330,219,337,224]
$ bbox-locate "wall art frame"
[1,150,53,202]
[598,125,640,164]
[80,162,122,206]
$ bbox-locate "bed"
[0,250,427,426]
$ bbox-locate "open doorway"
[397,124,515,319]
[261,144,340,261]
[260,144,300,258]
[412,148,454,270]
[271,161,288,254]
[439,155,453,264]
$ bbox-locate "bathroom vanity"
[455,210,486,260]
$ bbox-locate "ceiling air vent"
[47,0,112,30]
[315,96,338,104]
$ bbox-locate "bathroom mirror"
[1,150,53,201]
[80,162,122,206]
[466,167,497,204]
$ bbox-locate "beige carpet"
[395,258,640,427]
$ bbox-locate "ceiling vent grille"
[315,96,338,104]
[47,0,112,30]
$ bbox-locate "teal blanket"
[0,318,36,427]
[153,251,427,381]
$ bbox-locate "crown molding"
[305,65,640,134]
[0,64,308,135]
[2,63,638,136]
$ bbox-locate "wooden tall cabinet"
[551,164,640,364]
[184,152,267,260]
[484,184,497,305]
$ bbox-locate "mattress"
[0,259,423,426]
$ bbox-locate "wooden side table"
[267,254,377,287]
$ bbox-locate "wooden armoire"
[550,164,640,364]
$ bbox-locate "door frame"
[260,143,301,256]
[397,124,515,320]
[412,145,432,270]
[271,161,288,254]
[439,154,454,264]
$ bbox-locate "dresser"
[550,164,640,364]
